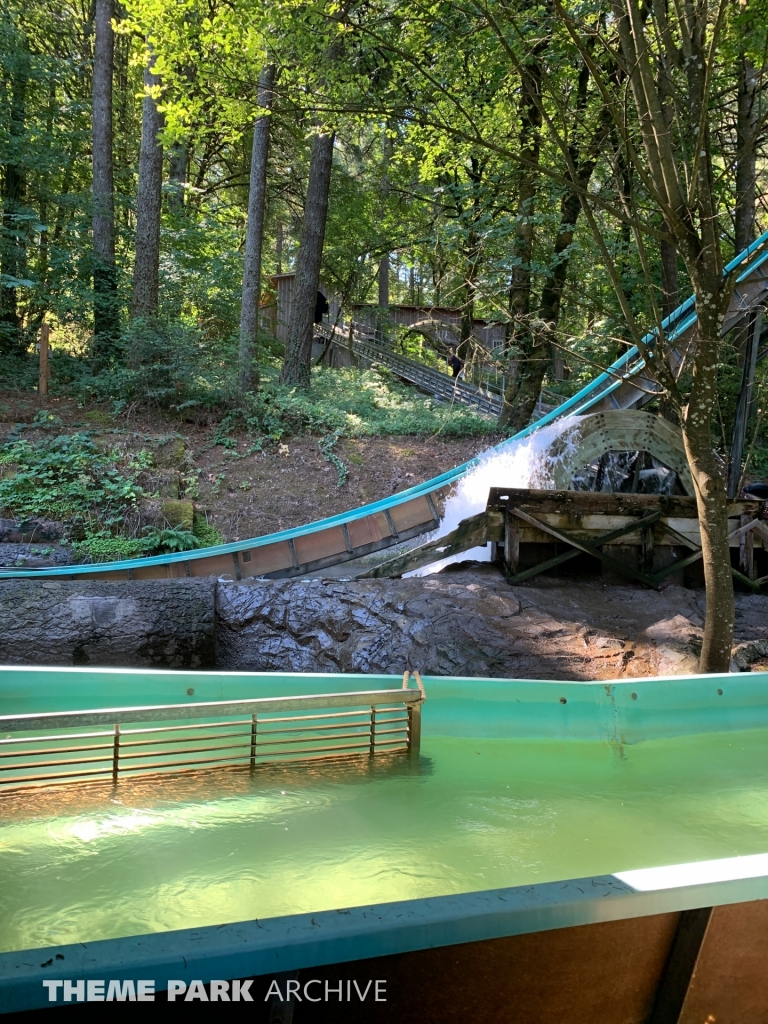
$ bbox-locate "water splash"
[409,416,582,576]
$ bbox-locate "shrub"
[0,433,142,527]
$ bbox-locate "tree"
[280,129,335,387]
[548,0,755,670]
[92,0,119,361]
[0,37,28,355]
[238,64,275,393]
[500,40,612,431]
[131,46,164,318]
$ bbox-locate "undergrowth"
[0,432,218,561]
[235,367,500,439]
[319,431,348,487]
[0,433,141,527]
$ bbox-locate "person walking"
[447,351,464,378]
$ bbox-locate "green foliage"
[140,525,201,553]
[0,433,142,526]
[32,410,64,429]
[75,525,203,562]
[319,431,348,487]
[241,367,499,438]
[193,517,225,547]
[67,319,237,412]
[74,533,146,562]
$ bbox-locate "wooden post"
[408,702,421,758]
[641,523,655,574]
[39,323,50,396]
[250,713,258,767]
[504,506,520,573]
[740,515,755,579]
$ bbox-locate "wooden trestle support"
[361,489,768,592]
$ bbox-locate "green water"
[2,729,768,954]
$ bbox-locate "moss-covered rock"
[160,498,194,529]
[154,436,187,469]
[82,409,116,427]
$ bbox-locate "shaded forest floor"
[0,391,501,543]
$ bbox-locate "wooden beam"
[504,508,519,572]
[504,511,662,585]
[653,519,765,590]
[740,513,755,578]
[356,511,488,579]
[509,507,662,587]
[646,907,713,1024]
[504,548,581,584]
[487,488,761,520]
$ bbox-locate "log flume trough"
[4,232,768,582]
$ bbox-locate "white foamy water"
[409,416,582,576]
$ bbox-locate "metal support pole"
[369,706,376,756]
[112,723,120,784]
[250,713,258,767]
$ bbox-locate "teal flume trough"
[1,668,768,1011]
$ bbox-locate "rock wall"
[0,573,766,678]
[215,573,768,679]
[215,577,523,676]
[0,579,216,668]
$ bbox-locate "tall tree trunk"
[498,51,543,429]
[238,65,275,394]
[611,0,735,671]
[681,273,735,671]
[33,79,57,327]
[378,255,389,307]
[660,233,679,320]
[279,131,335,388]
[658,228,680,423]
[500,60,608,433]
[614,148,634,356]
[92,0,119,362]
[503,180,597,433]
[734,55,758,258]
[167,143,188,215]
[0,48,28,356]
[131,50,164,319]
[458,232,480,362]
[276,221,283,273]
[377,128,393,337]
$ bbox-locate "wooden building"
[262,273,342,344]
